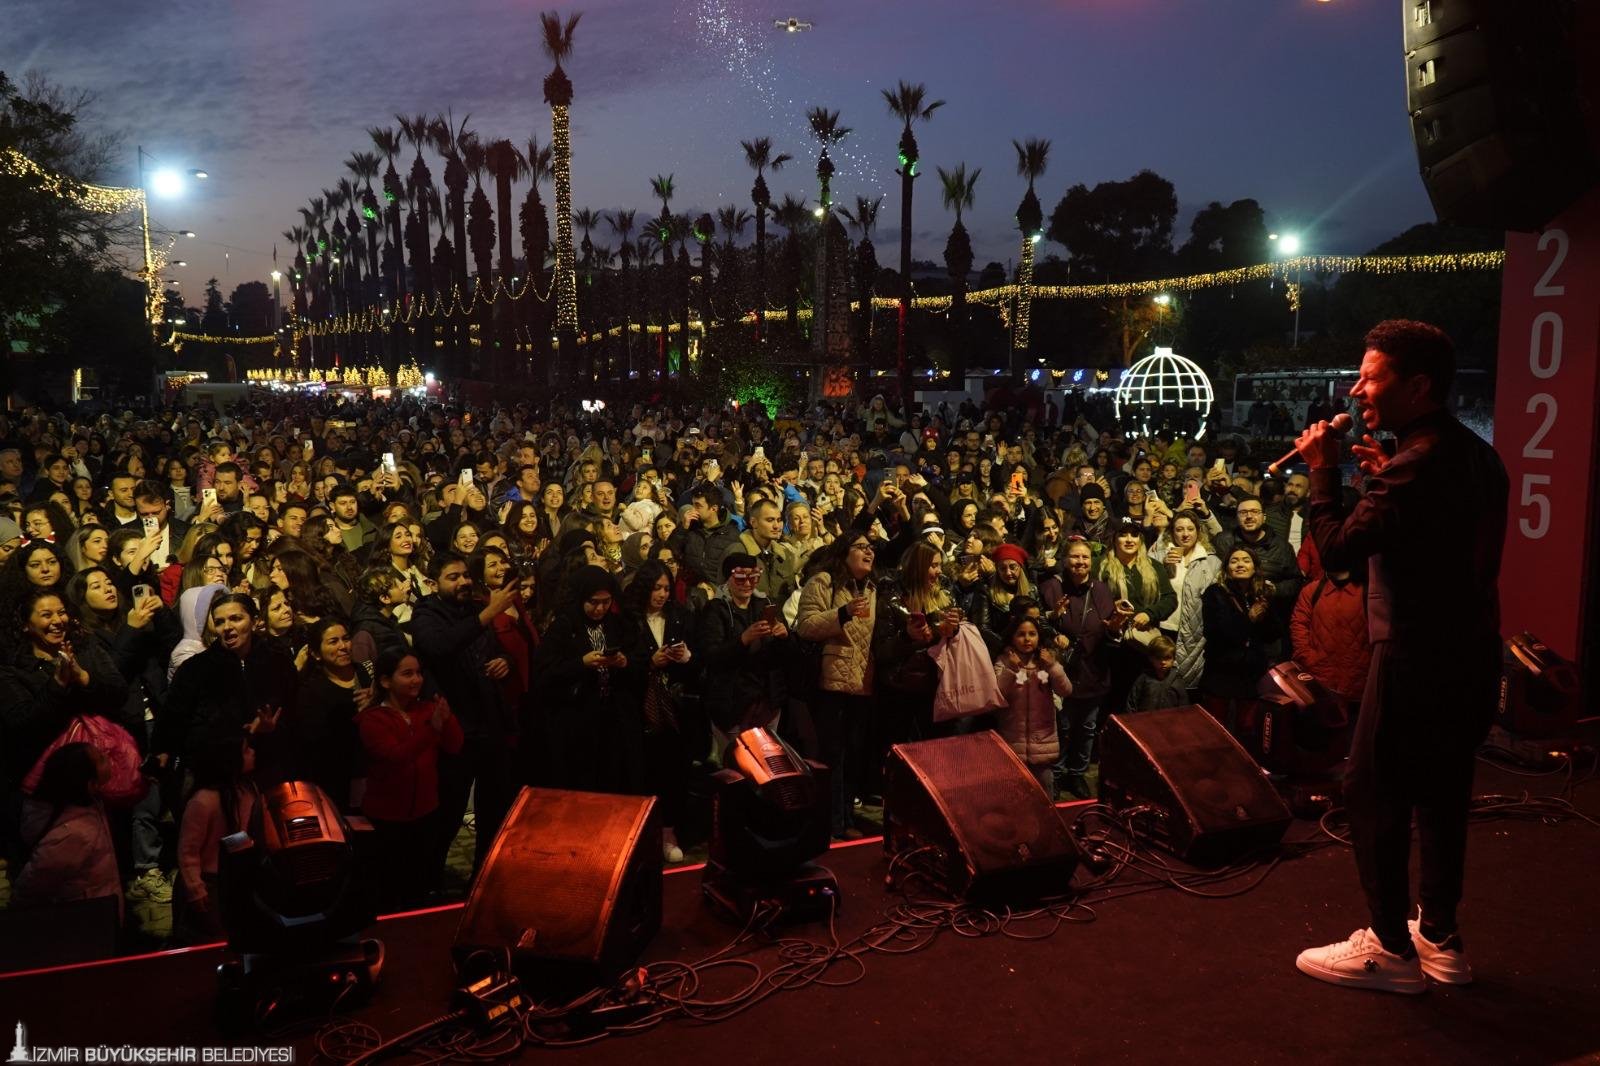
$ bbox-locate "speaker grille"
[884,732,1078,903]
[454,788,661,991]
[1100,707,1291,864]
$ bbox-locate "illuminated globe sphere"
[1113,347,1215,438]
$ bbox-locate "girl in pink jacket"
[992,615,1072,797]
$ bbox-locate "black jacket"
[1050,578,1120,700]
[158,639,297,775]
[1199,583,1282,699]
[0,639,129,801]
[349,601,410,666]
[694,592,786,730]
[409,593,511,740]
[1308,409,1507,646]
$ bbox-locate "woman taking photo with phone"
[621,560,696,863]
[797,535,880,838]
[1157,512,1222,691]
[529,566,643,795]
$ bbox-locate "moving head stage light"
[702,728,838,926]
[215,781,382,1031]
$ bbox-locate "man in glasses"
[1215,496,1303,624]
[696,552,790,743]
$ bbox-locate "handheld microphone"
[1266,412,1353,477]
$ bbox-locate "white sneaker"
[1296,927,1426,994]
[126,868,172,905]
[662,829,684,865]
[1409,911,1473,985]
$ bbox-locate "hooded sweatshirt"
[167,583,227,682]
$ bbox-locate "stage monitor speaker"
[1404,0,1600,231]
[1099,706,1291,865]
[1498,632,1582,738]
[882,731,1079,903]
[453,787,661,993]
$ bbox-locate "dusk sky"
[8,0,1434,297]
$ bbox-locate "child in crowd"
[174,729,259,943]
[15,743,122,922]
[1125,634,1189,712]
[358,648,462,911]
[993,614,1072,796]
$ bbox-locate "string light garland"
[300,251,1504,339]
[2,148,145,213]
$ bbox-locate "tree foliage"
[0,70,135,364]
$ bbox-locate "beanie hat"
[0,517,20,545]
[1078,483,1106,503]
[991,543,1029,568]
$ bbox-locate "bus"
[1231,369,1358,431]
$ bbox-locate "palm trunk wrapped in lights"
[1010,137,1050,376]
[1014,232,1035,358]
[541,12,581,382]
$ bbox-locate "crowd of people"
[0,377,1376,946]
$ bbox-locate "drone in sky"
[774,16,813,32]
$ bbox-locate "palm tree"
[883,80,944,399]
[369,126,406,313]
[938,163,980,380]
[519,135,554,376]
[648,175,676,377]
[840,195,883,366]
[804,107,850,211]
[430,111,477,372]
[574,207,604,275]
[346,151,383,307]
[608,208,637,375]
[397,114,435,294]
[541,10,583,379]
[431,112,475,288]
[483,140,526,288]
[771,193,811,330]
[648,175,675,265]
[740,137,791,341]
[1012,138,1050,368]
[714,205,751,320]
[465,139,495,286]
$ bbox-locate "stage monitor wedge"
[453,787,661,994]
[883,731,1080,904]
[1099,706,1291,865]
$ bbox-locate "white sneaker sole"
[1295,953,1427,994]
[1408,922,1473,985]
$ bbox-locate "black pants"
[436,733,516,875]
[811,692,871,834]
[369,812,440,913]
[1344,635,1497,951]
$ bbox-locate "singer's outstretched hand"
[1294,419,1345,470]
[1349,434,1390,476]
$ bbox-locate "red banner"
[1494,188,1600,659]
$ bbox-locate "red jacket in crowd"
[357,697,464,822]
[1288,574,1372,702]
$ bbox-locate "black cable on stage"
[305,765,1598,1061]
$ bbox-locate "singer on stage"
[1289,319,1507,994]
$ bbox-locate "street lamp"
[270,270,283,335]
[136,146,206,338]
[1270,232,1304,347]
